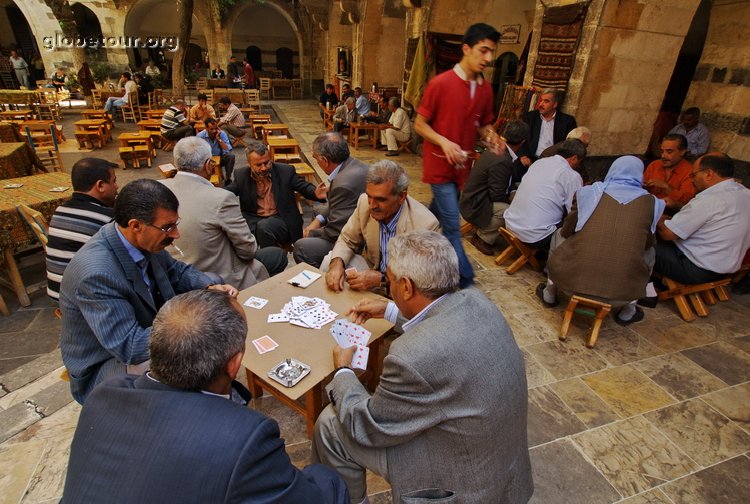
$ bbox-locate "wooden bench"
[494,227,541,274]
[560,295,612,348]
[658,276,732,322]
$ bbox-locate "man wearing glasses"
[59,179,238,404]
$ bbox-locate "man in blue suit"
[59,179,238,404]
[62,289,349,503]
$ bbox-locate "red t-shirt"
[417,68,494,187]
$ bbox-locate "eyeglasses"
[144,218,181,234]
[206,158,217,166]
[689,168,708,179]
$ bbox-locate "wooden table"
[0,109,34,121]
[0,90,38,109]
[261,123,289,143]
[271,79,294,99]
[349,122,384,150]
[238,263,393,438]
[81,109,114,130]
[267,137,300,163]
[0,142,34,179]
[145,109,167,120]
[73,119,110,149]
[0,172,71,306]
[118,132,155,167]
[207,78,227,88]
[20,120,65,143]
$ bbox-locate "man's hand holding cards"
[330,319,371,370]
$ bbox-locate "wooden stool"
[161,136,175,152]
[460,222,476,236]
[494,227,541,274]
[74,131,100,149]
[119,147,134,169]
[132,145,152,168]
[658,276,732,322]
[560,295,612,348]
[397,138,415,154]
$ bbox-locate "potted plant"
[91,62,114,88]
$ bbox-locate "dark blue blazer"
[62,375,348,504]
[522,110,577,160]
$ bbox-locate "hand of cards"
[267,296,338,329]
[330,319,371,370]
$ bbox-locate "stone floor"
[1,100,750,504]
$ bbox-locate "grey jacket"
[310,156,369,243]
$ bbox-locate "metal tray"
[267,358,311,388]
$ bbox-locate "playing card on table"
[48,186,70,192]
[252,335,278,354]
[3,183,23,189]
[244,296,269,309]
[267,312,289,323]
[299,306,337,329]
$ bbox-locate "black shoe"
[385,150,399,156]
[637,296,658,308]
[535,283,557,308]
[615,306,645,326]
[377,145,388,151]
[470,234,494,256]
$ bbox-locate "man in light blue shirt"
[197,117,235,184]
[354,87,371,117]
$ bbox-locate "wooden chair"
[36,79,52,89]
[259,78,272,100]
[119,92,139,123]
[34,90,62,121]
[560,295,612,348]
[494,227,541,274]
[16,204,49,249]
[25,125,64,172]
[291,78,302,99]
[196,77,208,90]
[657,276,732,322]
[161,136,176,152]
[91,89,103,108]
[244,89,260,112]
[272,70,283,79]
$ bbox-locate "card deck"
[244,296,269,309]
[252,335,278,354]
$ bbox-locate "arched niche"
[246,45,262,71]
[276,47,293,78]
[71,3,107,62]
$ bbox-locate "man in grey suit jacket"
[59,179,238,404]
[162,137,287,289]
[293,132,368,268]
[313,231,533,504]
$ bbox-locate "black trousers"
[655,241,723,285]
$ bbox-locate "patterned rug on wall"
[531,2,589,91]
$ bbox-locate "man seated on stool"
[353,87,371,117]
[333,97,358,133]
[643,133,695,211]
[293,132,368,268]
[197,117,235,185]
[379,97,412,157]
[226,140,328,249]
[62,289,349,503]
[313,230,533,504]
[319,83,339,118]
[188,93,216,123]
[503,139,585,251]
[217,96,249,144]
[324,160,439,293]
[59,179,237,404]
[537,156,665,326]
[668,107,709,158]
[162,137,287,288]
[160,99,196,142]
[460,120,529,255]
[653,152,750,287]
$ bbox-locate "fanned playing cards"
[266,295,337,329]
[329,319,371,370]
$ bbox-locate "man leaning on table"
[324,160,439,293]
[313,230,533,504]
[59,179,237,404]
[62,289,349,504]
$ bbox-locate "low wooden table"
[145,109,167,120]
[238,263,393,438]
[261,123,289,143]
[267,137,300,163]
[349,122,384,149]
[0,109,34,121]
[73,119,110,149]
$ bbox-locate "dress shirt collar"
[382,202,404,231]
[453,63,484,85]
[402,294,448,332]
[328,163,343,184]
[115,224,146,266]
[506,143,518,161]
[175,170,213,187]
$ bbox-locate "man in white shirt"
[503,139,585,250]
[655,152,750,284]
[668,107,710,158]
[379,97,412,157]
[103,72,138,117]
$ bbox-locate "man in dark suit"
[520,88,577,167]
[314,231,533,503]
[62,289,349,504]
[226,140,328,248]
[59,179,238,404]
[293,132,368,268]
[460,120,529,255]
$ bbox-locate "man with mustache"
[643,133,696,211]
[59,179,238,404]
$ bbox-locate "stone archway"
[71,3,107,63]
[246,45,262,71]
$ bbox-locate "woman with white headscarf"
[538,155,666,325]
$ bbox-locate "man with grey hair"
[332,96,358,133]
[314,230,533,504]
[226,140,328,248]
[63,290,350,503]
[293,132,368,268]
[325,160,439,293]
[379,97,412,157]
[520,88,577,167]
[460,120,529,254]
[540,126,592,158]
[160,98,196,142]
[504,138,585,251]
[162,137,287,289]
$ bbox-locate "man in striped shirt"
[46,158,118,300]
[160,99,196,141]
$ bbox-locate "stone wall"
[684,0,750,162]
[360,0,406,89]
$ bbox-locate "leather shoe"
[470,235,494,256]
[377,145,388,151]
[385,150,399,156]
[535,282,557,308]
[637,296,658,308]
[615,306,645,326]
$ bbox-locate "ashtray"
[267,358,311,388]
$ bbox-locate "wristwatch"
[379,272,387,290]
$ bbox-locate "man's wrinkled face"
[660,139,685,168]
[462,38,496,76]
[366,181,406,222]
[248,151,272,178]
[537,93,558,118]
[135,207,180,253]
